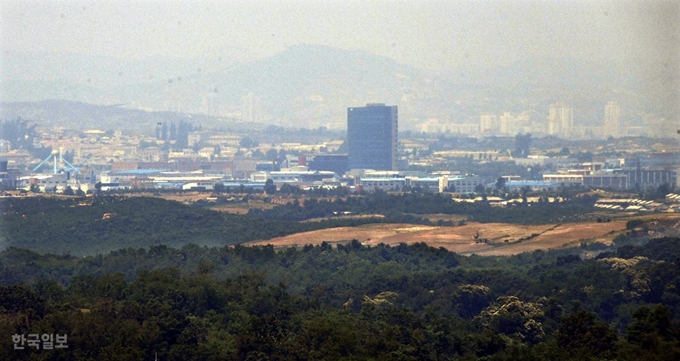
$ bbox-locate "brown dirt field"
[471,221,626,256]
[246,220,629,256]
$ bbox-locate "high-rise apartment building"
[548,102,573,136]
[499,112,514,135]
[479,114,497,134]
[240,92,261,123]
[603,101,620,137]
[347,103,398,170]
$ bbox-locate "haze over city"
[3,0,678,71]
[1,0,678,132]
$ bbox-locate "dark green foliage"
[557,310,618,357]
[2,196,254,255]
[626,219,645,230]
[0,284,47,316]
[264,179,277,195]
[617,237,680,261]
[626,305,673,348]
[2,196,680,360]
[0,196,410,256]
[249,192,597,224]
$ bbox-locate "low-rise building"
[232,158,258,179]
[23,173,80,193]
[407,177,441,192]
[358,177,406,192]
[666,193,680,203]
[140,147,167,162]
[206,134,241,147]
[446,176,487,193]
[614,169,677,189]
[307,154,348,175]
[505,180,562,192]
[100,169,162,188]
[0,159,20,189]
[250,170,337,185]
[583,173,628,189]
[542,174,584,184]
[182,181,216,191]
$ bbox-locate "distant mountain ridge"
[0,100,264,134]
[1,44,664,131]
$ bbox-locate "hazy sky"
[1,0,678,72]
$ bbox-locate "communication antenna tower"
[33,137,79,174]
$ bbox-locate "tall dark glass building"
[347,103,398,170]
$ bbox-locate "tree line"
[248,192,599,224]
[1,234,679,360]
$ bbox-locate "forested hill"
[1,233,680,359]
[0,196,305,256]
[0,196,437,256]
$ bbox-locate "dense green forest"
[0,196,288,256]
[2,233,680,360]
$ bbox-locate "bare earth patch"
[246,220,628,256]
[208,204,251,214]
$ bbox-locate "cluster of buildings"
[541,161,677,191]
[422,100,635,139]
[1,103,678,201]
[546,100,622,138]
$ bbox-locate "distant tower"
[240,92,261,123]
[202,93,220,116]
[479,114,497,134]
[548,102,573,136]
[499,112,513,135]
[603,101,621,138]
[347,103,398,170]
